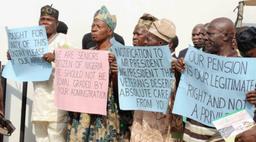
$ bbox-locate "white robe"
[32,33,70,122]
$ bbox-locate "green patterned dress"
[66,80,120,142]
[66,44,120,141]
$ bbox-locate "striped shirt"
[183,119,224,142]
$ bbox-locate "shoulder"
[113,33,125,45]
[55,33,72,48]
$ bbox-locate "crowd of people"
[1,4,256,142]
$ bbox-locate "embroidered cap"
[40,5,59,20]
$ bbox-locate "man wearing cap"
[32,5,70,142]
[132,13,158,46]
[130,13,159,142]
[66,6,120,142]
[130,18,183,142]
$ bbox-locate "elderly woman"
[67,6,120,142]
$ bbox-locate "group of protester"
[1,4,256,142]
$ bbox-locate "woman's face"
[91,19,112,42]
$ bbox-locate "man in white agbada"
[32,5,70,142]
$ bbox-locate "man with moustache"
[32,5,70,142]
[175,17,238,142]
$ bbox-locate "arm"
[235,125,256,142]
[246,90,256,106]
[42,52,55,63]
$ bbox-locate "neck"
[217,44,233,57]
[96,39,112,50]
[47,32,57,41]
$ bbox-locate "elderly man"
[130,18,183,142]
[205,18,237,56]
[32,5,70,142]
[130,13,158,142]
[174,17,238,142]
[132,13,158,46]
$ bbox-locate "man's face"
[204,24,224,54]
[192,27,206,48]
[133,26,148,46]
[91,19,112,42]
[39,15,58,37]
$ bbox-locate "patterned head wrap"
[136,13,158,30]
[94,6,116,31]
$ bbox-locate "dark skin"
[235,47,256,142]
[174,18,238,72]
[91,19,117,74]
[206,18,237,57]
[243,48,256,58]
[208,19,256,142]
[39,15,59,62]
[235,126,256,142]
[169,40,174,53]
[173,19,256,141]
[91,19,112,50]
[71,19,117,120]
[245,90,256,105]
[132,26,148,46]
[173,24,206,72]
[192,24,206,49]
